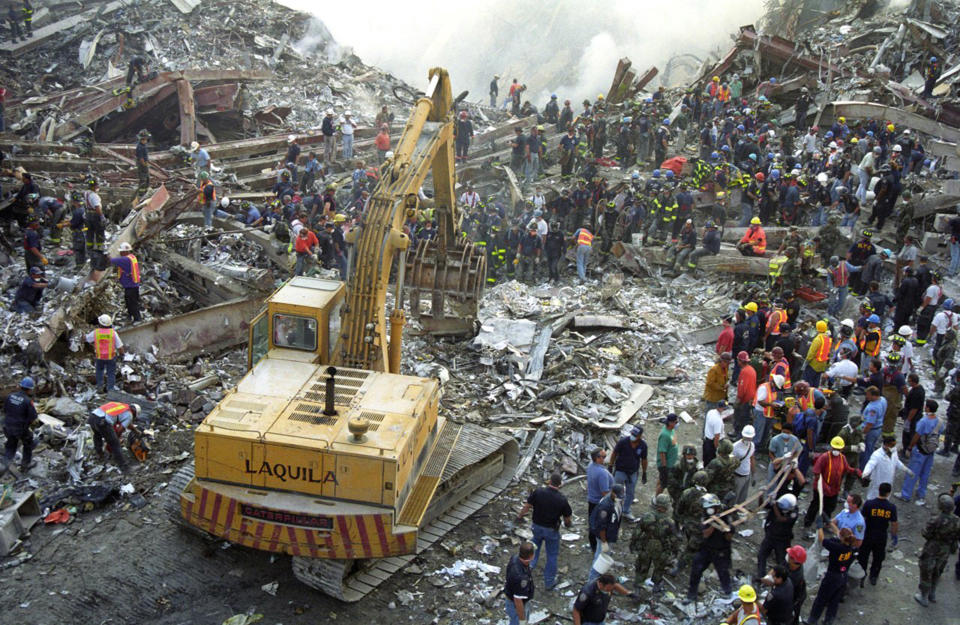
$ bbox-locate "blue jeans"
[860,428,881,469]
[738,203,753,227]
[950,241,960,275]
[840,212,858,237]
[576,245,591,280]
[531,523,560,587]
[614,470,638,518]
[810,205,825,226]
[753,410,772,451]
[342,134,354,159]
[525,154,540,183]
[12,300,36,313]
[828,285,847,317]
[901,450,934,500]
[95,358,117,391]
[202,200,215,227]
[801,364,822,388]
[504,597,521,625]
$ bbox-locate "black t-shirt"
[503,555,534,602]
[511,134,526,156]
[573,580,611,623]
[763,502,798,541]
[703,526,731,551]
[612,436,647,474]
[788,565,806,605]
[904,386,925,420]
[823,536,855,574]
[285,143,301,165]
[862,497,897,542]
[763,578,795,624]
[519,234,542,256]
[526,486,572,530]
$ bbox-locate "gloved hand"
[815,516,824,530]
[40,256,48,265]
[891,534,899,547]
[855,443,865,453]
[861,477,871,488]
[513,258,520,265]
[642,472,648,484]
[600,541,611,554]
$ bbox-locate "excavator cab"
[248,276,345,369]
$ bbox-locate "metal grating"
[359,411,386,432]
[288,401,339,426]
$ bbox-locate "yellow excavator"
[166,68,517,601]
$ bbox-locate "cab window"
[249,311,269,368]
[273,314,317,351]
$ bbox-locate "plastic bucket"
[594,551,614,574]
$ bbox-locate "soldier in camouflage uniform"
[668,444,700,505]
[818,214,845,263]
[914,494,960,606]
[630,493,680,593]
[778,247,802,294]
[706,439,739,505]
[933,330,957,395]
[777,226,805,255]
[673,470,710,574]
[838,415,866,492]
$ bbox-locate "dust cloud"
[280,0,764,108]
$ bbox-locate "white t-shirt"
[704,409,725,440]
[536,218,548,238]
[898,244,918,263]
[732,439,755,476]
[824,359,858,386]
[84,190,102,211]
[901,341,915,369]
[754,383,769,408]
[858,152,876,173]
[341,118,355,136]
[531,194,546,210]
[459,191,480,208]
[924,284,942,303]
[932,310,957,335]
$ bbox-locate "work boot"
[869,575,877,586]
[937,447,950,457]
[651,581,663,594]
[928,590,936,603]
[20,461,36,473]
[914,592,929,607]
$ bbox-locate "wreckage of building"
[1,0,960,623]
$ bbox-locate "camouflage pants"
[635,550,671,585]
[919,554,948,593]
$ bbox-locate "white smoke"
[279,0,765,106]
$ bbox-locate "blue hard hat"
[652,170,661,178]
[737,124,745,132]
[866,131,874,137]
[711,151,720,160]
[663,118,670,125]
[721,145,731,152]
[20,377,34,389]
[766,153,774,160]
[665,170,675,179]
[867,314,880,324]
[771,169,781,179]
[748,153,757,161]
[944,299,954,311]
[769,77,777,83]
[631,171,640,179]
[645,97,653,103]
[825,131,834,139]
[551,94,557,98]
[931,56,938,63]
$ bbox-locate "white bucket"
[631,233,643,246]
[594,551,614,574]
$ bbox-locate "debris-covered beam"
[176,79,197,147]
[121,297,262,362]
[0,0,127,56]
[176,212,288,270]
[827,100,960,143]
[706,25,847,83]
[193,83,240,112]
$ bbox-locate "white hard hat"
[841,318,855,329]
[98,314,113,326]
[767,129,775,138]
[777,493,798,510]
[118,242,133,252]
[325,108,334,115]
[344,110,352,116]
[904,129,911,135]
[220,197,230,209]
[899,325,913,337]
[189,141,199,151]
[741,425,755,439]
[892,144,902,152]
[131,403,141,417]
[828,141,838,149]
[816,172,828,184]
[384,150,394,159]
[772,374,785,388]
[287,134,296,143]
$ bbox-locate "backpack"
[918,419,942,455]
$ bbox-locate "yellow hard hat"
[838,116,845,123]
[750,217,761,225]
[886,123,895,132]
[738,584,757,603]
[850,137,859,144]
[333,213,346,223]
[712,75,720,82]
[597,94,604,100]
[745,302,758,313]
[831,436,845,450]
[816,320,828,333]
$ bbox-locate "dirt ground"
[2,350,960,625]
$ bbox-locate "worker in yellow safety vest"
[110,241,142,323]
[85,314,123,393]
[802,320,833,387]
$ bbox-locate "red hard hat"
[755,172,765,181]
[459,111,467,118]
[786,545,807,564]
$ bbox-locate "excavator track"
[292,423,518,601]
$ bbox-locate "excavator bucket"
[406,235,485,336]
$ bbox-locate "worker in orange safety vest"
[737,217,766,256]
[85,314,123,392]
[572,224,593,282]
[87,400,140,472]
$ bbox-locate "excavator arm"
[336,68,485,373]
